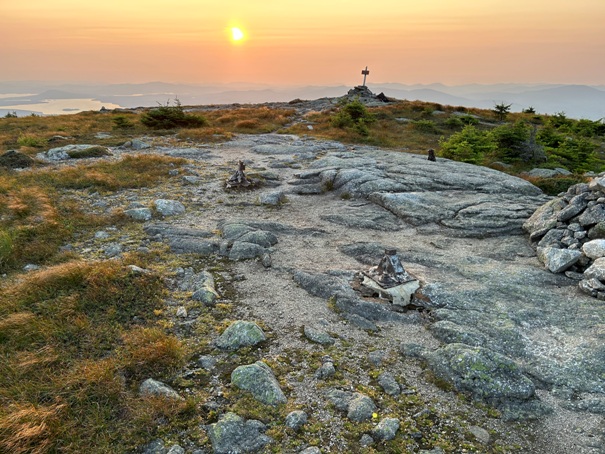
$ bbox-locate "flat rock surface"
[105,133,603,452]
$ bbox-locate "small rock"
[154,199,186,217]
[377,372,401,396]
[347,394,377,422]
[285,410,308,431]
[469,425,491,445]
[131,139,151,150]
[315,362,336,379]
[229,242,266,261]
[197,355,217,370]
[215,320,266,350]
[303,325,335,345]
[124,207,153,221]
[261,253,272,268]
[141,439,166,454]
[360,434,374,447]
[231,361,287,405]
[104,243,123,258]
[207,412,272,454]
[259,191,286,206]
[537,246,582,273]
[182,175,201,184]
[139,378,183,400]
[371,417,400,441]
[176,306,187,318]
[368,350,386,366]
[582,239,605,259]
[299,448,321,454]
[23,264,40,272]
[584,257,605,281]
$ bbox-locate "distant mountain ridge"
[1,81,604,120]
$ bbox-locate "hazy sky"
[2,0,604,86]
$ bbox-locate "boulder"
[537,247,582,273]
[582,239,605,259]
[231,362,287,405]
[215,321,266,350]
[154,199,185,217]
[423,343,535,402]
[206,412,272,454]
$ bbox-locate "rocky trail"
[38,131,605,453]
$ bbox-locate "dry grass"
[284,100,471,151]
[202,106,295,134]
[119,327,186,380]
[0,154,186,273]
[0,259,188,453]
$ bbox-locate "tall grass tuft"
[0,260,187,453]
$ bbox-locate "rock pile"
[524,175,605,298]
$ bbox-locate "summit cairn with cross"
[346,66,390,103]
[361,66,370,87]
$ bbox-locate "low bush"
[66,146,111,159]
[140,99,207,129]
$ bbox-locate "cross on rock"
[361,66,370,87]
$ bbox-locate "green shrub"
[330,99,375,135]
[141,99,208,129]
[493,102,512,121]
[66,146,111,159]
[459,115,479,126]
[17,134,47,148]
[439,125,496,164]
[491,120,532,161]
[528,175,589,196]
[411,119,439,134]
[112,115,134,129]
[445,116,464,129]
[548,137,600,173]
[537,125,565,148]
[548,112,573,130]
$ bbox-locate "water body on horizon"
[0,98,122,116]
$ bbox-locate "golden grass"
[0,153,186,273]
[119,326,186,380]
[0,403,65,454]
[202,106,295,134]
[0,259,188,453]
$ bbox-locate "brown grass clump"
[119,326,186,380]
[0,259,188,453]
[0,403,66,454]
[0,153,185,273]
[203,106,295,134]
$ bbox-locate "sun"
[231,27,245,42]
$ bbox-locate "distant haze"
[1,1,604,86]
[1,81,604,120]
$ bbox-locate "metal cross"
[361,66,370,87]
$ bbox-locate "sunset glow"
[1,0,604,85]
[231,27,245,43]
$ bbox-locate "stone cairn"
[524,176,605,299]
[353,249,420,308]
[226,160,252,189]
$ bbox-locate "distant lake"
[0,97,123,116]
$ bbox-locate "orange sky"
[1,0,604,86]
